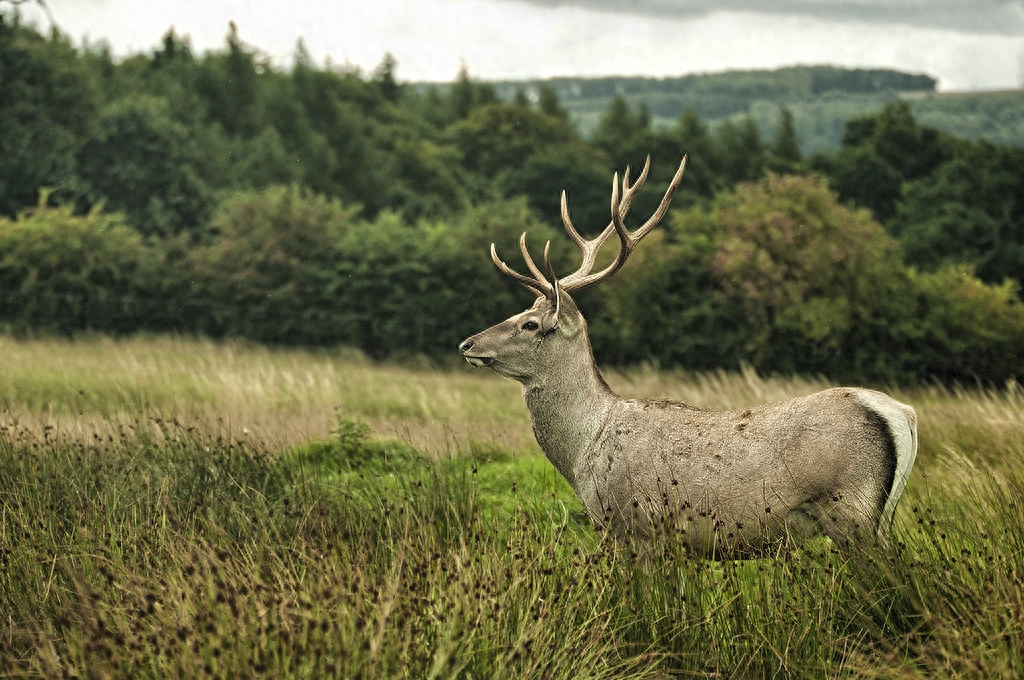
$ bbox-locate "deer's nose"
[459,339,474,354]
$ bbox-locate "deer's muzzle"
[458,339,494,367]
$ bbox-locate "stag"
[459,156,917,556]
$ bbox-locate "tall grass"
[2,335,1023,677]
[0,334,533,452]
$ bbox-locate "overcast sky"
[12,0,1024,91]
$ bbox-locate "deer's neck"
[522,346,619,486]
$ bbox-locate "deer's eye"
[522,321,539,331]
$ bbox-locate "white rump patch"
[853,389,918,537]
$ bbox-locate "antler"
[490,233,553,298]
[491,155,687,298]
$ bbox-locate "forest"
[1,12,1023,384]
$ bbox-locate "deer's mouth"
[463,355,494,367]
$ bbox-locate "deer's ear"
[542,285,580,337]
[541,309,564,335]
[554,313,581,337]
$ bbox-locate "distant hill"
[903,89,1024,150]
[478,66,1024,154]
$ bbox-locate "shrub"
[181,184,362,343]
[0,196,160,334]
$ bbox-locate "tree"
[713,116,765,186]
[194,22,264,138]
[841,102,948,180]
[812,146,904,221]
[497,142,612,234]
[892,141,1024,284]
[449,65,498,121]
[663,110,719,200]
[767,106,802,173]
[902,266,1024,382]
[183,185,362,343]
[815,102,952,221]
[511,89,531,107]
[377,132,468,218]
[75,96,215,239]
[152,28,193,69]
[283,59,393,215]
[0,18,98,215]
[537,83,568,119]
[372,52,400,102]
[591,95,653,168]
[644,173,1024,382]
[451,102,575,179]
[701,174,904,376]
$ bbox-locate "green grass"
[2,335,1023,678]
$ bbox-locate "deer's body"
[460,157,917,556]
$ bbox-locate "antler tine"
[543,240,555,282]
[616,155,651,219]
[543,240,561,325]
[490,241,549,297]
[610,170,620,228]
[560,190,586,248]
[606,154,686,267]
[632,154,686,239]
[517,232,550,285]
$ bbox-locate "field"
[2,335,1023,678]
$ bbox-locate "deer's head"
[459,156,687,384]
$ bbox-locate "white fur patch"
[853,389,918,536]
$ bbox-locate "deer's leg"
[807,480,885,548]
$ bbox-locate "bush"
[900,266,1024,383]
[0,197,160,334]
[179,185,557,357]
[181,184,361,344]
[294,416,419,472]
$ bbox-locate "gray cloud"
[508,0,1024,36]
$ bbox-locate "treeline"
[494,68,1024,153]
[1,15,1023,384]
[492,66,937,121]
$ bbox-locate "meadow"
[1,335,1023,678]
